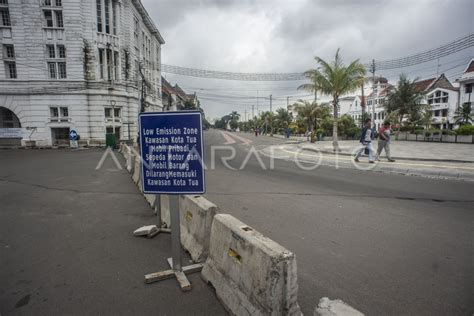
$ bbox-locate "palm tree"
[275,108,293,133]
[383,74,423,131]
[454,103,473,126]
[294,100,331,142]
[299,49,366,151]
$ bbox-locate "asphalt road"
[0,149,226,315]
[203,129,473,315]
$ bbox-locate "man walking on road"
[354,118,375,163]
[376,121,396,162]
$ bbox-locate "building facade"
[0,0,164,147]
[414,74,459,130]
[457,59,474,124]
[161,76,197,111]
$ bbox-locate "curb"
[297,144,474,164]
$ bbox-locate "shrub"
[456,125,474,135]
[441,129,456,135]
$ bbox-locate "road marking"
[220,131,237,144]
[224,131,253,145]
[278,146,474,171]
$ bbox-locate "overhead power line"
[162,33,474,81]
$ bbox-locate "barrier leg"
[144,195,203,291]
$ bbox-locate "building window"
[46,45,67,79]
[466,84,472,94]
[48,62,66,79]
[3,44,14,59]
[104,0,110,34]
[57,45,66,58]
[134,17,139,45]
[106,48,112,80]
[5,61,16,79]
[104,107,121,122]
[43,0,61,6]
[98,48,104,79]
[104,107,111,118]
[47,44,55,58]
[48,62,57,78]
[43,9,63,28]
[114,51,119,80]
[96,0,102,32]
[55,11,63,27]
[50,106,69,122]
[0,0,9,5]
[112,2,117,35]
[50,107,59,117]
[1,8,11,26]
[58,62,66,78]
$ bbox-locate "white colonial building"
[0,0,164,147]
[457,59,474,122]
[342,77,391,129]
[414,74,459,130]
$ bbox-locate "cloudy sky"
[142,0,474,120]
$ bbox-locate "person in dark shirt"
[354,118,375,163]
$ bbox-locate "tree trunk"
[332,99,340,152]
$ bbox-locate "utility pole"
[287,96,289,108]
[252,104,255,118]
[314,89,317,102]
[270,94,272,112]
[244,109,247,122]
[370,59,376,127]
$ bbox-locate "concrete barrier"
[179,195,218,262]
[132,155,141,184]
[202,214,301,316]
[144,194,156,207]
[314,297,364,316]
[457,135,473,144]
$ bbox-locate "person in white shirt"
[375,121,395,162]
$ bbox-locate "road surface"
[204,129,473,315]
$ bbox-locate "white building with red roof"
[414,73,459,130]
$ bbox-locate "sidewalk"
[290,139,473,163]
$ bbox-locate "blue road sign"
[139,111,205,194]
[69,129,78,140]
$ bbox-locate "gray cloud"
[143,0,473,119]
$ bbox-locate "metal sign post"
[153,194,170,234]
[139,111,205,291]
[69,129,78,149]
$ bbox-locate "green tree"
[275,108,293,133]
[183,100,197,110]
[421,109,433,130]
[383,74,424,131]
[454,103,473,126]
[338,114,358,138]
[299,49,366,151]
[294,100,331,142]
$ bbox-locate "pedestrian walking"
[354,118,375,163]
[375,121,395,162]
